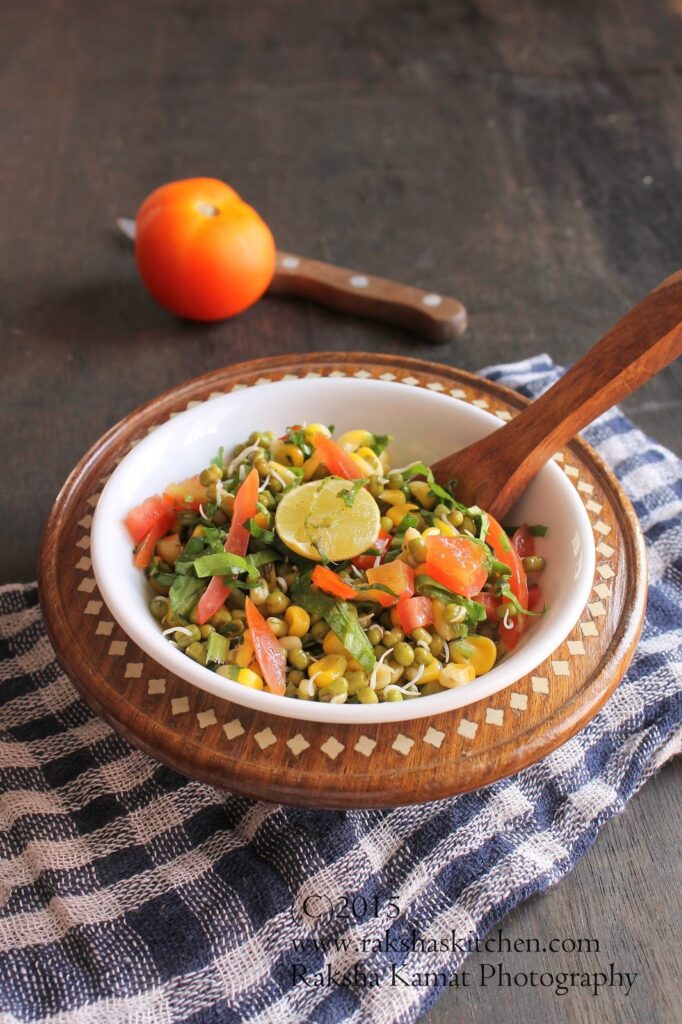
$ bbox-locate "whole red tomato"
[134,178,276,321]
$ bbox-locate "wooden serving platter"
[39,353,647,808]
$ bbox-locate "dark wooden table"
[1,2,679,1022]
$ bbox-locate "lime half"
[275,478,380,562]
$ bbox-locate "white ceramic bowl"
[91,376,595,724]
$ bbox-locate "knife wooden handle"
[268,251,467,344]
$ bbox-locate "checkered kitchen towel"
[1,356,680,1024]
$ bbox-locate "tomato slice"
[134,513,174,569]
[396,592,434,633]
[311,433,365,480]
[421,535,488,598]
[477,591,500,622]
[527,583,543,612]
[365,560,414,606]
[164,475,209,511]
[196,468,260,624]
[511,524,534,559]
[485,515,529,651]
[311,565,358,601]
[351,529,391,570]
[245,597,286,695]
[125,495,173,544]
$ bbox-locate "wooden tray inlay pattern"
[39,354,647,808]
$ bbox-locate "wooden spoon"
[432,270,682,520]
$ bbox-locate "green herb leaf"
[337,479,367,508]
[193,552,259,579]
[168,576,205,616]
[247,548,279,568]
[246,518,275,544]
[285,428,313,458]
[370,433,392,456]
[291,572,375,672]
[210,446,224,469]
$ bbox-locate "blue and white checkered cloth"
[1,356,680,1024]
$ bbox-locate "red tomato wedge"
[196,469,260,625]
[485,515,529,651]
[527,583,543,612]
[125,495,173,544]
[421,535,488,598]
[311,565,358,601]
[397,592,434,633]
[365,560,414,607]
[477,591,501,622]
[245,597,286,695]
[133,512,175,569]
[164,475,208,511]
[311,433,365,480]
[511,524,534,559]
[351,529,392,570]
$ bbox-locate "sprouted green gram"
[129,424,546,703]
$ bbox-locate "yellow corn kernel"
[284,605,310,638]
[253,511,271,530]
[434,517,457,537]
[417,660,442,684]
[312,670,337,688]
[379,489,408,506]
[439,663,476,688]
[237,667,264,689]
[280,443,304,467]
[191,525,206,538]
[386,502,418,526]
[450,636,497,676]
[302,451,323,481]
[303,423,331,442]
[351,452,375,475]
[355,446,383,475]
[421,526,440,538]
[347,658,363,672]
[337,429,373,451]
[432,599,455,641]
[307,653,347,681]
[408,481,436,510]
[268,461,297,486]
[235,630,254,667]
[322,631,348,656]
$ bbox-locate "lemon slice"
[275,478,380,561]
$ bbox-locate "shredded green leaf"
[291,573,375,672]
[370,433,392,456]
[337,479,367,508]
[246,518,275,544]
[193,552,259,579]
[210,446,224,469]
[168,576,205,616]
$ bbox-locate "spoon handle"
[434,270,682,516]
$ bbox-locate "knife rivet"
[349,275,369,288]
[422,293,442,307]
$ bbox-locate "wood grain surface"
[38,354,647,808]
[1,2,680,1021]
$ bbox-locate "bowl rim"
[90,373,596,725]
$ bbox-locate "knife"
[117,218,467,343]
